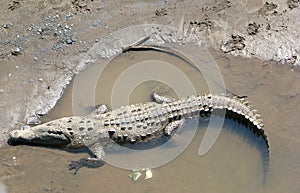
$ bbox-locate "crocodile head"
[9,124,71,148]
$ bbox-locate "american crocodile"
[9,92,269,175]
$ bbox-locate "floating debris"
[145,168,152,179]
[128,168,152,181]
[128,170,142,182]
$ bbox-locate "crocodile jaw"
[9,126,71,147]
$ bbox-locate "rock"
[11,47,21,56]
[2,24,9,29]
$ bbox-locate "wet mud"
[0,0,300,193]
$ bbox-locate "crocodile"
[8,92,269,175]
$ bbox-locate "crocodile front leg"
[69,142,105,174]
[92,104,110,115]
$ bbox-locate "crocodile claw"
[69,157,105,174]
[69,159,84,175]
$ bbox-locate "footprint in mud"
[220,34,245,53]
[247,22,261,35]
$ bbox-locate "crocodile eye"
[48,130,63,135]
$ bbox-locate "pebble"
[12,156,17,166]
[11,47,21,56]
[38,77,44,82]
[33,56,39,61]
[66,39,73,44]
[0,89,4,93]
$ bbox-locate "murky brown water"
[1,49,300,193]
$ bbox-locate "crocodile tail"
[202,94,269,182]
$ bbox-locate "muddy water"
[1,49,300,193]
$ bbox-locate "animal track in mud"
[258,1,277,15]
[287,0,300,9]
[155,8,168,16]
[247,22,261,36]
[220,34,246,53]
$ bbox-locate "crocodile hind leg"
[152,91,175,103]
[69,142,105,174]
[164,119,185,136]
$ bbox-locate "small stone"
[66,39,73,44]
[38,77,44,82]
[33,56,39,61]
[96,6,104,10]
[15,65,19,69]
[12,156,17,166]
[3,24,9,28]
[65,38,75,44]
[11,47,21,56]
[0,89,4,93]
[29,78,34,83]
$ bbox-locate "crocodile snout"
[9,130,20,138]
